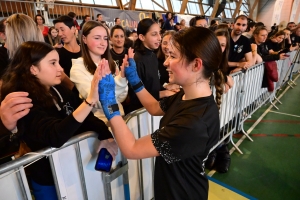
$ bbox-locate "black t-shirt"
[284,38,291,49]
[228,35,252,62]
[290,33,300,47]
[110,48,128,70]
[124,48,160,114]
[56,47,81,77]
[265,39,281,52]
[0,46,9,78]
[151,90,219,200]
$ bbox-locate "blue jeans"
[31,180,58,200]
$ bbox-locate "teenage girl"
[1,41,117,200]
[44,26,63,48]
[70,21,128,123]
[98,27,226,200]
[125,18,175,114]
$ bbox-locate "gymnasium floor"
[208,74,300,200]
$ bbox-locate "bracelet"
[84,99,94,107]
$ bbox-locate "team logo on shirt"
[233,44,243,53]
[63,102,74,115]
[237,45,243,53]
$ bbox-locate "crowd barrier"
[0,49,299,199]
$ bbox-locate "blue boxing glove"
[125,58,144,93]
[98,74,120,120]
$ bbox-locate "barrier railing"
[1,49,299,199]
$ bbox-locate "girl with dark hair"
[98,26,225,200]
[157,30,180,94]
[0,41,117,200]
[35,14,49,37]
[44,26,63,48]
[125,18,162,114]
[162,12,174,31]
[71,21,128,123]
[205,28,234,174]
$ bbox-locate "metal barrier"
[0,47,299,200]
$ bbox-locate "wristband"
[84,99,94,107]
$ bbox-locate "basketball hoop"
[45,0,55,9]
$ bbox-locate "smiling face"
[163,42,193,86]
[55,22,76,44]
[139,23,161,50]
[111,28,125,49]
[161,34,171,56]
[82,26,108,62]
[30,50,63,89]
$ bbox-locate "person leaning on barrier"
[98,27,225,200]
[1,41,117,200]
[251,26,289,62]
[228,15,253,74]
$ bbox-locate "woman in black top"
[252,27,288,61]
[124,19,180,114]
[98,27,226,200]
[1,41,117,200]
[265,30,285,54]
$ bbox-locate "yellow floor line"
[208,180,250,200]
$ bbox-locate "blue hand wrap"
[125,58,144,93]
[98,74,120,120]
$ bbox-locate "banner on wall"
[289,0,300,22]
[271,0,284,26]
[93,8,153,31]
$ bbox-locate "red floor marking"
[272,134,288,137]
[294,134,300,138]
[252,134,268,137]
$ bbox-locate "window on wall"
[153,0,167,11]
[81,0,94,4]
[187,2,200,15]
[56,0,80,2]
[170,0,181,13]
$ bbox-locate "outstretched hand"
[97,138,118,160]
[124,58,144,93]
[86,59,109,105]
[98,59,120,120]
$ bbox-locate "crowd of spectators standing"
[0,10,300,200]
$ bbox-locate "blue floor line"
[207,176,258,200]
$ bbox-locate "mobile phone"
[95,148,113,172]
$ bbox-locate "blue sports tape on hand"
[98,74,120,120]
[125,58,144,93]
